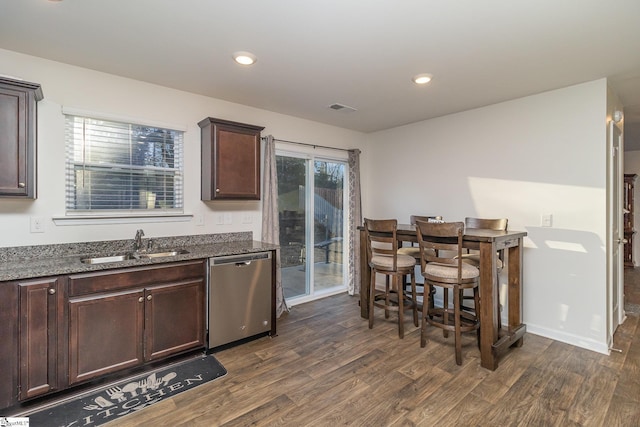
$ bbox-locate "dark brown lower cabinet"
[0,283,18,409]
[68,288,145,385]
[67,261,206,385]
[0,260,206,411]
[145,280,205,361]
[18,277,61,399]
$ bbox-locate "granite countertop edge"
[0,232,279,282]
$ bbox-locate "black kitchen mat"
[24,354,226,426]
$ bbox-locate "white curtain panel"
[261,135,289,316]
[348,149,362,295]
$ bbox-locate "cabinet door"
[0,282,18,409]
[18,278,60,399]
[68,289,145,385]
[199,117,264,200]
[0,78,42,198]
[144,279,205,361]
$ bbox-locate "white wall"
[364,79,610,353]
[0,48,366,246]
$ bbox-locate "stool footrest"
[426,308,479,333]
[372,292,417,312]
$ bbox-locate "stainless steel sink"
[80,249,189,264]
[80,253,134,264]
[133,249,189,259]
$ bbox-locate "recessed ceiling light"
[233,51,257,66]
[412,73,433,85]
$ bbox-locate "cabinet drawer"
[68,260,205,296]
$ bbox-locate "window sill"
[52,213,193,226]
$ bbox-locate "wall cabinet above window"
[199,117,264,200]
[0,77,43,198]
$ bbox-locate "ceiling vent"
[328,103,357,112]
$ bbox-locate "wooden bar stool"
[397,215,442,312]
[460,217,508,269]
[416,220,480,365]
[364,218,418,338]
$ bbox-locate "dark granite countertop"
[0,232,278,282]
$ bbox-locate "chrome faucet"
[133,229,145,252]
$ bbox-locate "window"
[65,114,184,214]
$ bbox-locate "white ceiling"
[2,0,640,147]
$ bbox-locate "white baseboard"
[524,323,610,355]
[430,295,611,355]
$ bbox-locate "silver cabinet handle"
[48,288,56,295]
[138,297,144,303]
[147,295,152,301]
[18,182,25,188]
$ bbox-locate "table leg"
[479,240,499,370]
[491,239,527,359]
[508,239,524,347]
[360,229,370,318]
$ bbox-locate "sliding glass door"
[277,152,347,304]
[277,155,308,299]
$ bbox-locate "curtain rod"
[262,136,355,153]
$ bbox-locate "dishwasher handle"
[210,251,271,266]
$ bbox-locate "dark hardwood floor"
[107,277,640,426]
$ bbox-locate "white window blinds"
[65,115,184,213]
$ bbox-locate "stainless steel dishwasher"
[208,251,272,349]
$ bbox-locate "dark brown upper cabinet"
[0,77,43,199]
[199,117,264,200]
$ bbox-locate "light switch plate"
[541,214,552,227]
[194,213,204,226]
[224,213,232,225]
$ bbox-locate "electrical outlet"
[224,213,232,225]
[541,214,552,227]
[242,213,252,224]
[194,213,204,226]
[30,216,45,233]
[216,214,224,225]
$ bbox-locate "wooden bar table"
[359,224,527,370]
